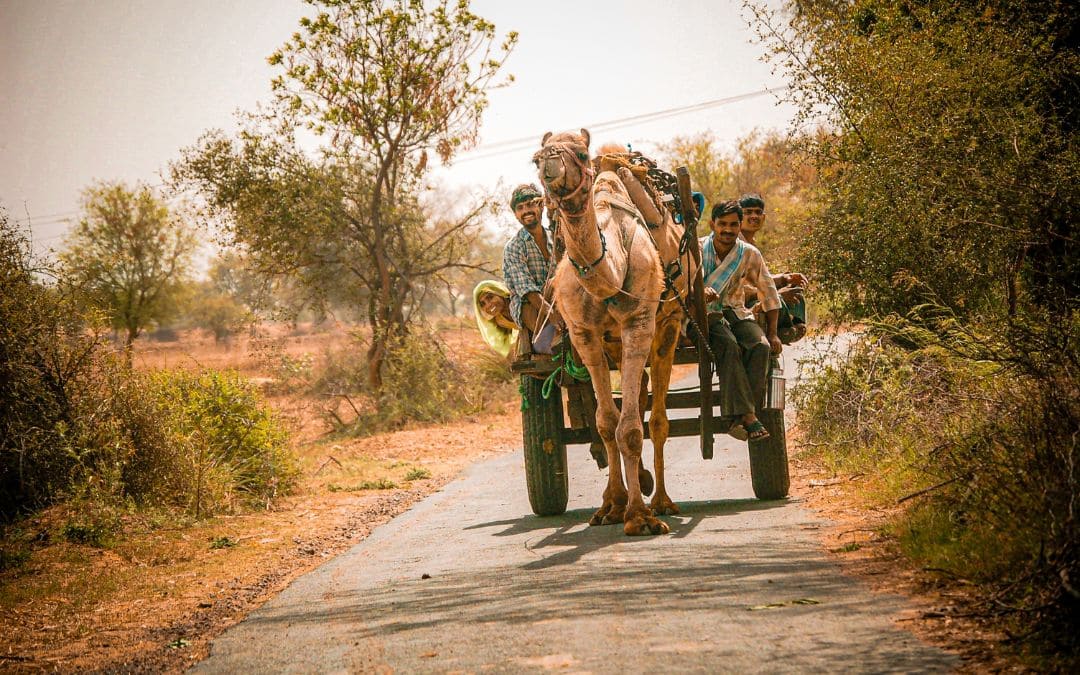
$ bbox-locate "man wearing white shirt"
[700,199,782,441]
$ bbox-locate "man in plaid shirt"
[502,183,554,337]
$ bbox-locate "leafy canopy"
[751,0,1079,319]
[59,181,196,348]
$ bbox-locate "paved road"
[195,338,955,673]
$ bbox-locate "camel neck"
[561,207,605,269]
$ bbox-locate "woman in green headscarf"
[473,280,519,358]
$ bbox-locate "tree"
[751,0,1080,655]
[750,0,1079,319]
[174,118,499,366]
[60,181,196,352]
[270,0,515,386]
[654,132,733,220]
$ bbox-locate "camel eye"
[577,151,588,161]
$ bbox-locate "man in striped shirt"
[701,200,782,441]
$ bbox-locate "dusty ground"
[0,325,1023,672]
[0,323,521,673]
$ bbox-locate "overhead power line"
[453,86,790,164]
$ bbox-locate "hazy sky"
[0,0,795,252]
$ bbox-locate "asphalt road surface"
[194,338,956,673]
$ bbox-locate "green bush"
[327,479,397,491]
[1,210,298,550]
[309,341,368,397]
[797,322,1079,664]
[0,212,181,519]
[316,329,515,435]
[154,369,299,515]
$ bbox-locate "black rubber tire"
[749,407,790,500]
[521,375,569,515]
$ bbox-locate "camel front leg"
[573,328,627,526]
[648,317,681,516]
[636,369,654,497]
[617,319,669,536]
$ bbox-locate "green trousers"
[707,309,771,418]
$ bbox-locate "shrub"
[309,341,368,397]
[153,369,299,515]
[316,329,515,435]
[0,213,172,519]
[327,479,397,491]
[1,211,299,542]
[797,320,1079,664]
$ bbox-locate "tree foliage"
[751,0,1079,319]
[756,1,1079,658]
[177,0,515,387]
[59,181,196,350]
[173,119,498,352]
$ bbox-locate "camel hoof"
[624,516,669,536]
[649,518,671,535]
[650,496,681,516]
[589,504,610,526]
[591,504,623,526]
[601,509,625,526]
[639,469,654,497]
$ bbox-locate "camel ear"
[579,128,591,148]
[541,131,553,145]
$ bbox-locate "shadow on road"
[241,539,947,673]
[464,498,789,570]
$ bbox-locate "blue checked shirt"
[502,226,554,327]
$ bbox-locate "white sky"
[0,0,795,252]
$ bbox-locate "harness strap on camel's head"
[533,130,595,217]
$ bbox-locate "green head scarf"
[472,280,518,358]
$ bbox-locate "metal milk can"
[765,356,786,410]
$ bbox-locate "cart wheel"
[749,407,790,500]
[521,375,569,515]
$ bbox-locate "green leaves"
[754,0,1078,321]
[58,182,196,349]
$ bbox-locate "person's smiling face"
[478,291,506,319]
[741,206,765,236]
[710,212,742,245]
[513,198,542,229]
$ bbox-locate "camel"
[534,129,698,535]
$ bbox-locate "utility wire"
[12,181,172,226]
[453,86,789,164]
[13,90,787,232]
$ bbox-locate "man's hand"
[768,333,783,355]
[784,272,808,288]
[551,306,565,332]
[779,286,804,304]
[703,287,720,304]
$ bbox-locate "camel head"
[533,129,593,212]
